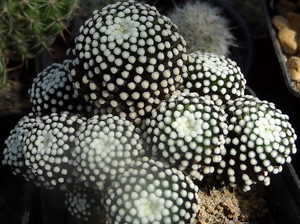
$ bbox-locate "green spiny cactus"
[0,0,78,113]
[0,0,78,62]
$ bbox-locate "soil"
[291,80,300,92]
[195,186,274,224]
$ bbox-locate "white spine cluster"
[23,112,86,190]
[182,51,246,106]
[29,60,99,116]
[223,95,297,191]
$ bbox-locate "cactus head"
[182,51,246,106]
[67,0,187,124]
[143,92,228,181]
[102,157,200,224]
[28,59,99,116]
[224,95,297,191]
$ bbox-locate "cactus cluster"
[2,0,298,223]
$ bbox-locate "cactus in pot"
[1,0,298,223]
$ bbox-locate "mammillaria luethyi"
[3,113,40,181]
[223,95,297,191]
[23,111,86,190]
[64,181,104,221]
[72,113,144,190]
[3,111,87,191]
[67,0,187,124]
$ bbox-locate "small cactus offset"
[0,0,78,62]
[182,51,246,106]
[28,59,99,116]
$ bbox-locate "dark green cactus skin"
[0,0,77,62]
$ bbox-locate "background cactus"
[0,0,77,61]
[0,0,78,113]
[166,0,235,56]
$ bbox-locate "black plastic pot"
[20,181,65,224]
[267,163,300,224]
[260,0,300,98]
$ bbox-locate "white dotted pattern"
[29,60,98,116]
[2,1,298,222]
[143,92,228,181]
[23,112,86,190]
[65,182,103,221]
[67,0,187,123]
[72,113,144,190]
[222,95,297,191]
[102,158,200,224]
[182,51,246,106]
[2,113,39,181]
